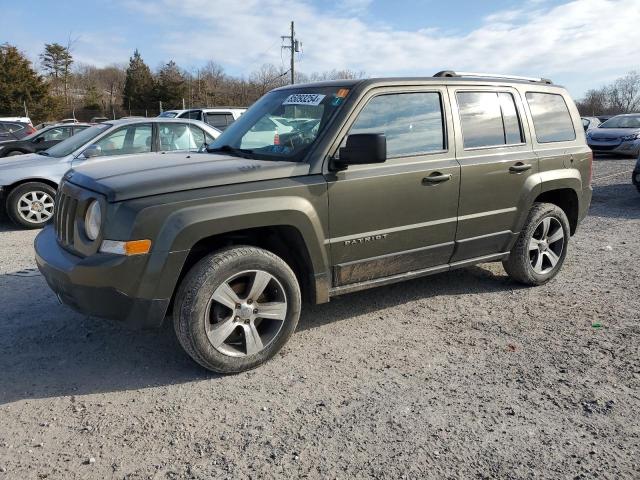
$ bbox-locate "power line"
[281,21,301,84]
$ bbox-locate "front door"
[326,87,460,287]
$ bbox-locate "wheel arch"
[534,187,580,235]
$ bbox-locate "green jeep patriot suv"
[35,72,593,373]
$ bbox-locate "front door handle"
[422,173,452,185]
[509,163,532,173]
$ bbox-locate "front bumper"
[587,139,640,156]
[35,225,170,329]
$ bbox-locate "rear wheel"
[173,246,301,373]
[503,202,570,285]
[6,182,56,229]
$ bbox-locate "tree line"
[575,71,640,116]
[0,42,363,123]
[2,41,639,123]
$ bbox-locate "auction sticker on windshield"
[283,93,326,106]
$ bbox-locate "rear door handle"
[509,163,532,173]
[422,173,452,185]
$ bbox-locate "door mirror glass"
[82,144,102,158]
[336,133,386,167]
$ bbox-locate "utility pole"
[281,21,301,84]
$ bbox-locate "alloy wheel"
[205,270,288,357]
[17,191,55,224]
[529,217,565,275]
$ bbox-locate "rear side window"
[349,92,445,158]
[526,92,576,143]
[457,91,524,149]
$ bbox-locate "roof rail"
[433,70,553,85]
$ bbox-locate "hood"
[67,151,310,202]
[588,127,640,139]
[0,153,52,170]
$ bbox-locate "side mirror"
[334,133,386,169]
[82,144,102,159]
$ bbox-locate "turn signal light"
[100,239,152,256]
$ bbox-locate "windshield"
[208,86,350,161]
[599,115,640,129]
[45,124,111,158]
[159,111,178,118]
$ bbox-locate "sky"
[2,0,640,98]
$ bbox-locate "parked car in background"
[0,123,92,157]
[0,118,220,228]
[581,116,601,131]
[0,121,36,141]
[0,116,32,125]
[586,114,640,156]
[158,108,246,131]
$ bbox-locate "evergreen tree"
[155,60,187,109]
[40,42,73,100]
[0,43,58,121]
[83,83,103,110]
[122,49,154,112]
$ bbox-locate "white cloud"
[119,0,640,96]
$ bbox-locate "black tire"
[502,202,570,286]
[173,246,301,373]
[6,182,57,229]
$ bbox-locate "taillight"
[25,125,36,135]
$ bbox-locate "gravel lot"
[0,156,638,479]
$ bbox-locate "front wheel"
[6,182,57,229]
[173,246,301,373]
[503,203,570,286]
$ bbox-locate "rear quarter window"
[526,92,576,143]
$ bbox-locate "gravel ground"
[0,156,638,479]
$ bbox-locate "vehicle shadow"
[589,182,640,220]
[0,263,519,404]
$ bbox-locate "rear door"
[326,86,461,286]
[449,86,538,262]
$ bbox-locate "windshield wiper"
[207,144,254,158]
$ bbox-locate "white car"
[0,116,32,125]
[158,108,245,131]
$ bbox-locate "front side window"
[93,124,152,156]
[206,113,235,130]
[209,86,349,162]
[41,127,73,142]
[184,110,201,120]
[45,123,111,158]
[159,123,203,151]
[349,92,445,157]
[457,91,524,149]
[526,92,576,143]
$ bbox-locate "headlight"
[84,200,102,241]
[621,133,640,141]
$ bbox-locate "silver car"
[586,114,640,157]
[0,118,220,228]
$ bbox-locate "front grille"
[590,144,618,151]
[54,189,79,249]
